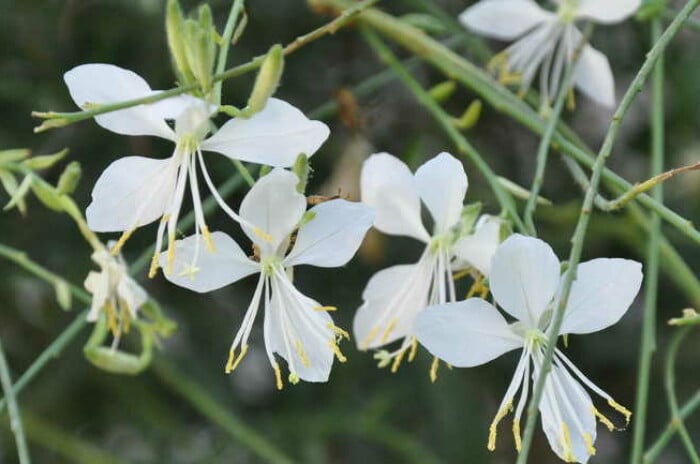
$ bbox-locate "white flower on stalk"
[63,63,329,275]
[353,152,505,372]
[460,0,641,107]
[415,234,643,463]
[84,246,148,334]
[161,169,374,388]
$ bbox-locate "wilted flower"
[460,0,641,108]
[63,64,329,274]
[416,234,643,463]
[353,152,504,374]
[162,169,374,388]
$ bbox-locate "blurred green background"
[1,0,699,462]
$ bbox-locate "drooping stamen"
[429,356,440,383]
[225,344,249,374]
[488,400,513,451]
[149,215,169,278]
[390,348,406,373]
[272,362,284,390]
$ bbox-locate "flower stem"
[661,326,700,463]
[516,2,700,462]
[360,26,526,232]
[644,389,700,462]
[0,338,31,464]
[629,17,665,464]
[213,0,246,105]
[523,23,594,236]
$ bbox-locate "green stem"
[153,359,295,464]
[32,0,379,132]
[516,3,700,462]
[664,8,700,32]
[0,338,31,464]
[232,159,255,187]
[360,27,526,232]
[630,18,665,464]
[644,390,700,462]
[311,0,700,246]
[213,0,246,105]
[661,327,700,463]
[523,24,594,235]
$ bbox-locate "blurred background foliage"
[0,0,699,462]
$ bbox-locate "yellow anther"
[408,338,419,363]
[315,305,337,312]
[104,302,120,338]
[380,319,397,344]
[608,399,632,425]
[488,401,513,451]
[329,340,347,363]
[225,345,249,374]
[390,349,406,373]
[513,420,522,451]
[429,356,440,383]
[148,252,160,279]
[166,234,176,274]
[361,326,380,350]
[327,323,350,340]
[295,340,310,367]
[110,229,134,256]
[452,269,471,281]
[288,372,300,385]
[120,306,132,334]
[201,226,216,252]
[592,407,615,432]
[253,227,273,243]
[561,422,575,462]
[272,362,284,390]
[583,432,596,456]
[567,88,576,111]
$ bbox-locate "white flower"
[84,246,148,333]
[353,152,504,369]
[63,63,330,274]
[460,0,641,107]
[415,234,643,463]
[160,169,374,388]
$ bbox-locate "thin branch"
[0,338,32,464]
[644,390,700,462]
[213,0,247,105]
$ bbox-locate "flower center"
[261,256,282,277]
[557,0,579,24]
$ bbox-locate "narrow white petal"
[459,0,554,40]
[265,273,335,383]
[86,156,178,232]
[63,64,174,139]
[489,234,561,327]
[353,259,433,349]
[239,169,306,252]
[414,152,468,233]
[116,276,148,317]
[200,98,330,167]
[283,199,374,268]
[360,153,429,242]
[452,215,504,276]
[559,258,642,335]
[576,0,641,24]
[574,45,616,108]
[415,299,523,367]
[160,232,260,293]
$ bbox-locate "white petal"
[452,215,504,276]
[414,152,468,233]
[160,232,260,293]
[490,234,561,327]
[538,363,597,463]
[559,258,642,335]
[86,156,178,232]
[574,45,615,108]
[360,153,430,242]
[239,168,306,253]
[200,98,330,167]
[283,199,374,268]
[459,0,554,41]
[353,261,432,349]
[116,276,148,317]
[84,271,109,322]
[265,273,335,382]
[576,0,641,24]
[63,64,174,139]
[415,299,523,367]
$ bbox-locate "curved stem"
[213,0,246,105]
[644,389,700,462]
[630,17,665,464]
[360,26,526,232]
[0,338,31,464]
[662,327,700,463]
[516,3,700,462]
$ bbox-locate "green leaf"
[54,280,72,311]
[3,175,32,213]
[57,161,82,195]
[0,148,31,165]
[21,149,69,170]
[30,180,65,212]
